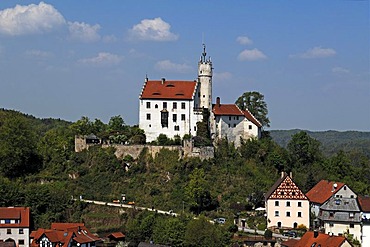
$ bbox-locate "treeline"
[0,109,370,246]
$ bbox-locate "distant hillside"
[270,129,370,157]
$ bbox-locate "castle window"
[7,229,11,234]
[163,102,167,109]
[155,104,158,109]
[173,102,177,109]
[194,126,196,131]
[203,95,205,98]
[174,126,180,131]
[173,114,177,122]
[18,240,24,245]
[146,114,151,120]
[146,102,151,108]
[19,229,24,234]
[181,102,186,109]
[181,114,185,121]
[249,125,252,129]
[161,111,168,128]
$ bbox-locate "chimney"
[281,171,285,178]
[289,172,293,179]
[161,78,165,84]
[314,230,319,238]
[216,97,220,107]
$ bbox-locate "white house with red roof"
[139,45,261,144]
[0,207,30,247]
[358,195,370,247]
[211,97,261,147]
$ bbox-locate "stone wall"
[75,136,214,160]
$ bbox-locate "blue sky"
[0,0,369,131]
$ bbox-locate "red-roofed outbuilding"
[0,207,30,247]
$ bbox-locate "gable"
[267,176,307,200]
[140,80,197,100]
[306,180,345,204]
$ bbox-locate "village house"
[281,231,353,247]
[139,45,261,146]
[0,207,30,247]
[358,195,370,247]
[30,223,101,247]
[265,172,310,229]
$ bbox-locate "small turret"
[198,44,213,110]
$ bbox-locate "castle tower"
[198,44,213,110]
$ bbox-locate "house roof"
[320,197,360,212]
[281,238,299,247]
[0,207,30,228]
[306,180,345,204]
[107,232,125,239]
[265,172,307,201]
[292,231,351,247]
[358,196,370,212]
[140,80,197,100]
[51,223,84,231]
[31,228,74,247]
[242,109,262,127]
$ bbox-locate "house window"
[330,212,334,217]
[228,124,231,128]
[173,102,177,109]
[155,104,158,109]
[146,114,151,120]
[19,228,24,234]
[286,201,291,207]
[298,202,302,207]
[249,125,252,129]
[349,212,354,218]
[163,102,167,109]
[286,211,291,217]
[275,201,279,206]
[194,126,196,131]
[275,211,279,217]
[161,111,168,128]
[350,223,354,228]
[174,126,180,131]
[146,102,151,108]
[7,229,11,234]
[181,102,186,109]
[5,219,10,223]
[181,114,185,121]
[233,124,236,127]
[173,114,177,122]
[236,116,239,120]
[18,240,24,245]
[229,116,231,121]
[298,212,302,217]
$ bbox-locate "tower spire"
[202,43,207,62]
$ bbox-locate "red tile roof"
[107,232,125,239]
[242,109,262,127]
[51,223,84,231]
[293,231,350,247]
[0,207,30,228]
[281,238,299,247]
[306,180,345,204]
[140,80,197,100]
[213,103,244,116]
[358,196,370,212]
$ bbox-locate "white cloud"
[102,35,117,43]
[332,66,350,74]
[214,72,232,81]
[68,21,101,42]
[291,46,336,59]
[155,60,192,73]
[129,17,178,41]
[236,36,253,45]
[0,2,65,36]
[78,52,123,66]
[25,49,53,58]
[238,48,267,61]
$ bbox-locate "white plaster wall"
[266,199,310,229]
[0,228,29,247]
[324,222,361,242]
[334,186,357,198]
[139,99,202,142]
[362,224,370,247]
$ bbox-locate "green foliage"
[235,91,270,128]
[195,109,212,147]
[264,229,273,239]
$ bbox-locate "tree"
[0,115,40,178]
[287,131,322,168]
[235,91,270,127]
[69,116,93,135]
[108,115,126,132]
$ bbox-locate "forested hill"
[270,129,370,157]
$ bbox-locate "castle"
[139,45,261,147]
[139,45,262,146]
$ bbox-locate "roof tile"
[140,80,197,100]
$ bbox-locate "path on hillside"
[74,197,178,217]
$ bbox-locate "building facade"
[265,172,310,229]
[0,207,30,247]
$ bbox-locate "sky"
[0,0,369,131]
